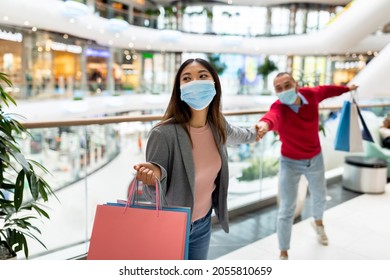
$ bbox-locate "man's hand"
[133,162,161,186]
[255,121,269,140]
[348,84,359,91]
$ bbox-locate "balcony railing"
[17,103,390,259]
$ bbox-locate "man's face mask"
[277,88,297,105]
[180,80,216,111]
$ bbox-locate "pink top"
[190,124,221,222]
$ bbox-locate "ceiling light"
[62,0,90,18]
[159,30,182,42]
[221,35,242,47]
[106,18,129,33]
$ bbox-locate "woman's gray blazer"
[143,119,257,233]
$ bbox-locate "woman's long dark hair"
[158,58,227,144]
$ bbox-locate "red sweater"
[260,85,350,160]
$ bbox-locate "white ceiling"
[0,0,389,56]
[0,0,389,98]
[148,0,350,7]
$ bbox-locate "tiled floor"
[209,183,390,260]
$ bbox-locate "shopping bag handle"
[349,89,358,103]
[125,177,163,214]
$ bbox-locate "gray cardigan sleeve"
[142,127,169,204]
[226,121,257,145]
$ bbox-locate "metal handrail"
[21,103,390,129]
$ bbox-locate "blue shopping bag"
[334,100,352,152]
[334,100,364,152]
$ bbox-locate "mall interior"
[0,0,389,260]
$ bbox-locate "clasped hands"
[255,121,269,141]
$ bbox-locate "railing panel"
[17,105,389,259]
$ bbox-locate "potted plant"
[0,72,56,259]
[207,54,227,75]
[257,56,278,95]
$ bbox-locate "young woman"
[134,58,261,260]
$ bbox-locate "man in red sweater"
[256,72,358,260]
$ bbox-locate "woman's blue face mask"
[277,88,297,105]
[180,80,216,111]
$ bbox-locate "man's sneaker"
[279,255,288,260]
[311,221,329,246]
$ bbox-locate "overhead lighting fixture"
[159,30,182,42]
[106,18,129,33]
[62,0,90,18]
[221,35,242,47]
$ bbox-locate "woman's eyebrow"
[181,72,192,79]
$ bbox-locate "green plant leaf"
[0,159,3,184]
[14,170,25,211]
[13,152,29,171]
[1,71,56,259]
[26,172,39,200]
[32,204,50,219]
[38,180,49,202]
[28,159,52,175]
[257,56,278,77]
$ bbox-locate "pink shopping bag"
[87,179,190,260]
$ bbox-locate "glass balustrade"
[14,105,389,259]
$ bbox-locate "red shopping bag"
[87,179,191,260]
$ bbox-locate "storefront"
[52,41,83,96]
[0,24,88,99]
[32,32,83,98]
[85,46,109,94]
[332,56,368,85]
[0,27,23,97]
[117,48,140,93]
[292,55,329,86]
